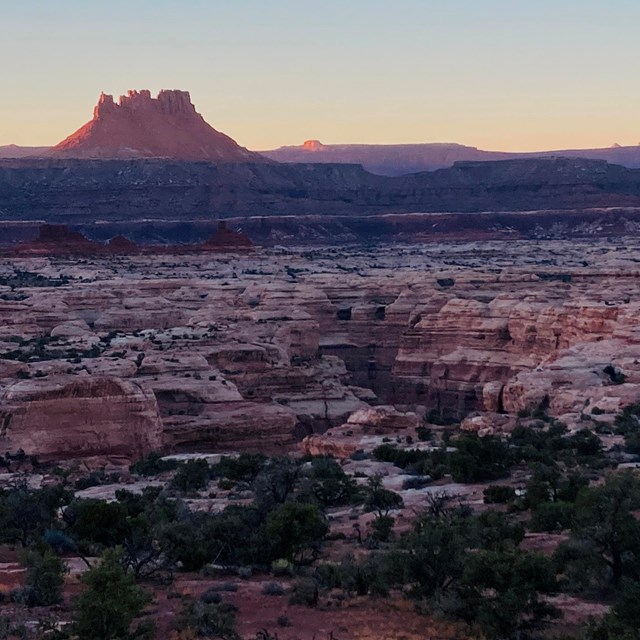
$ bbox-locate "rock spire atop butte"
[50,89,263,162]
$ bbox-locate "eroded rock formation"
[2,240,640,462]
[0,376,163,462]
[49,89,263,162]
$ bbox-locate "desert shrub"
[159,506,268,571]
[369,514,395,543]
[178,599,239,639]
[261,582,285,596]
[417,425,432,441]
[200,588,222,605]
[300,456,360,507]
[374,435,513,483]
[453,550,559,639]
[624,431,640,455]
[72,548,150,640]
[21,547,66,607]
[43,529,77,554]
[74,470,119,490]
[603,364,627,385]
[315,556,391,598]
[363,475,403,517]
[530,501,575,532]
[483,485,516,504]
[265,502,328,562]
[0,483,70,546]
[402,475,431,490]
[212,454,266,483]
[449,434,512,483]
[614,404,640,435]
[172,459,210,492]
[130,452,178,476]
[569,428,603,458]
[476,509,525,551]
[554,470,640,590]
[212,582,238,592]
[253,457,300,513]
[614,404,640,456]
[288,578,319,606]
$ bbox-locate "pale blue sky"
[2,0,639,150]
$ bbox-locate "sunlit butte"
[2,0,640,152]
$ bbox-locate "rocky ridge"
[3,157,640,233]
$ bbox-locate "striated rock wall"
[0,376,163,462]
[3,158,640,228]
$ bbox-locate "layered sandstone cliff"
[0,376,163,462]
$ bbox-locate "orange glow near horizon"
[2,1,639,153]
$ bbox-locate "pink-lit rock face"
[0,376,163,463]
[302,139,327,151]
[49,89,264,161]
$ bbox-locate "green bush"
[21,547,66,607]
[530,501,574,533]
[483,485,516,504]
[73,548,150,640]
[370,514,395,542]
[130,452,177,476]
[66,499,129,548]
[301,456,359,507]
[171,459,210,492]
[178,599,239,639]
[265,502,328,562]
[449,434,512,483]
[288,578,319,606]
[261,582,285,596]
[212,453,266,483]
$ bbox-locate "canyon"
[0,238,638,464]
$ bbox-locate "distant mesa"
[49,89,265,162]
[262,140,640,176]
[0,144,50,158]
[302,139,327,151]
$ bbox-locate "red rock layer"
[202,221,253,249]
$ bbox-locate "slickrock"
[347,406,419,431]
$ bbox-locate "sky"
[1,0,639,151]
